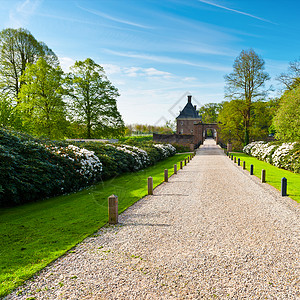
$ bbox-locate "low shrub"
[172,143,191,153]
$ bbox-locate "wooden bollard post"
[108,194,118,224]
[243,161,246,170]
[281,177,287,196]
[190,154,192,160]
[188,156,190,163]
[184,159,187,166]
[164,169,168,182]
[180,161,183,169]
[234,157,236,163]
[231,155,233,160]
[148,176,153,195]
[261,169,266,183]
[174,164,177,174]
[238,158,240,166]
[250,164,254,175]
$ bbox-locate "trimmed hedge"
[0,129,176,207]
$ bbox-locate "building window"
[181,121,183,125]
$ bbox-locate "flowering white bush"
[67,145,102,180]
[271,143,295,168]
[243,141,299,172]
[153,143,176,158]
[45,144,102,182]
[117,145,150,170]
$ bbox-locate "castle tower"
[176,95,201,134]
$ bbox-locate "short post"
[250,164,254,175]
[108,194,118,224]
[180,161,183,169]
[148,176,153,195]
[188,156,190,163]
[184,159,187,166]
[164,169,168,182]
[226,151,229,157]
[238,158,240,166]
[281,177,287,196]
[174,164,177,174]
[234,157,236,163]
[231,155,233,160]
[261,169,266,183]
[190,154,192,160]
[243,161,246,170]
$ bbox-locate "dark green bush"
[0,129,85,207]
[0,130,176,207]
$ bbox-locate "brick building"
[176,95,201,135]
[153,95,221,149]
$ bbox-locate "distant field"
[0,153,190,298]
[230,152,300,203]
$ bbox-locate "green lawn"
[0,153,191,297]
[229,152,300,203]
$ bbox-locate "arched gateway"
[153,95,222,150]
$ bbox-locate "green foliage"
[18,57,68,138]
[218,99,276,150]
[0,129,85,207]
[273,86,300,142]
[198,102,222,123]
[172,143,191,153]
[224,49,270,145]
[0,153,189,297]
[0,28,58,99]
[118,135,153,144]
[66,58,125,138]
[0,130,176,207]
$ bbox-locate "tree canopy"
[66,58,124,138]
[273,86,300,142]
[18,57,67,138]
[224,49,270,145]
[0,28,58,100]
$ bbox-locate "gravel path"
[5,139,300,299]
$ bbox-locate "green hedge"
[0,129,176,207]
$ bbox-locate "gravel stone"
[5,139,300,299]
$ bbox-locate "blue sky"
[0,0,299,125]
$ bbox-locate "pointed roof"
[176,95,201,119]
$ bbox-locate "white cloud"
[8,0,41,28]
[105,49,231,72]
[102,64,122,75]
[58,56,76,72]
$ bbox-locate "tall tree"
[276,58,300,91]
[0,91,19,127]
[218,99,277,149]
[66,58,124,138]
[198,103,223,123]
[273,86,300,142]
[18,57,67,138]
[224,49,270,145]
[0,28,58,100]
